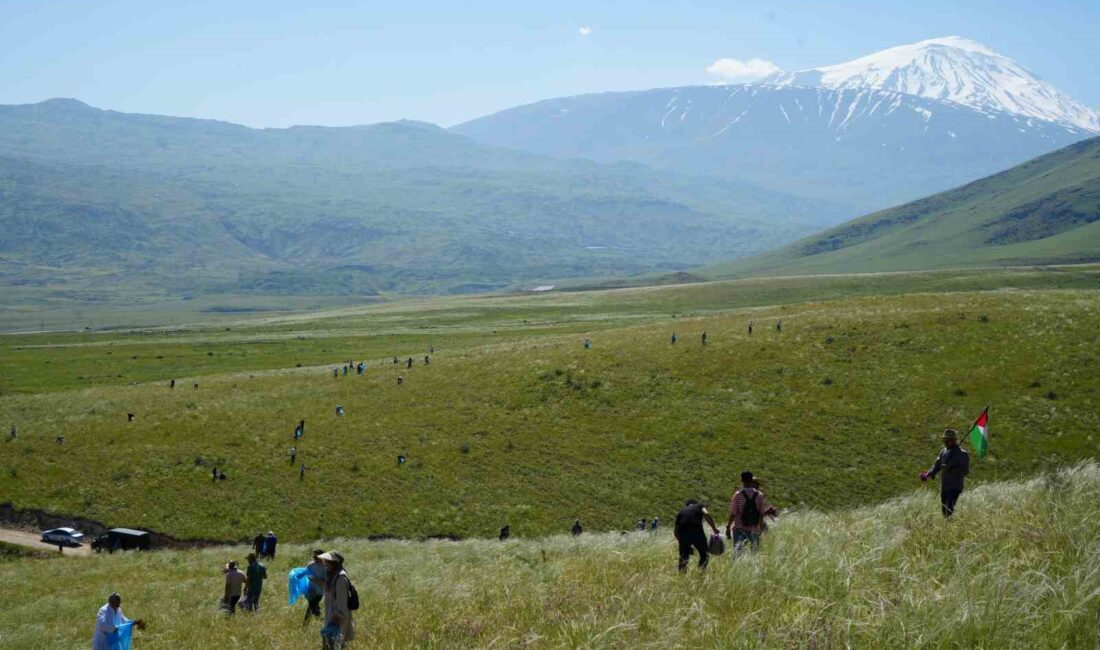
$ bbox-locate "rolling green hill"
[0,99,840,312]
[700,137,1100,279]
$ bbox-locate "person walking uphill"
[244,552,267,612]
[921,428,970,517]
[674,499,720,572]
[726,471,777,557]
[319,551,355,649]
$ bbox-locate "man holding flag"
[920,428,971,517]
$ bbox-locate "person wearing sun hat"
[319,551,354,648]
[921,428,971,517]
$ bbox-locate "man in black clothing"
[571,519,583,536]
[252,533,265,556]
[674,499,721,572]
[499,525,510,541]
[921,428,971,517]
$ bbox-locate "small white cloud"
[705,57,781,82]
[578,26,592,36]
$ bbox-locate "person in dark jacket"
[921,428,971,517]
[571,519,583,536]
[674,500,720,572]
[252,533,265,556]
[262,531,277,559]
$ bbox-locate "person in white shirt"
[93,593,143,650]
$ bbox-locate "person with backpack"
[920,428,970,517]
[318,551,356,648]
[726,471,777,557]
[674,499,721,572]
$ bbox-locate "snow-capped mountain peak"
[759,37,1099,132]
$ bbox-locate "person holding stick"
[920,428,970,517]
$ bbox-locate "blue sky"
[1,0,1096,127]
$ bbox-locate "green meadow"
[0,464,1096,648]
[1,267,1098,542]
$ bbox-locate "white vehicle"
[41,527,85,547]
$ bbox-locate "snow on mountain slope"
[761,37,1099,132]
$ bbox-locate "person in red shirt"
[726,471,777,557]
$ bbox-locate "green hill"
[0,99,839,310]
[1,464,1096,648]
[1,274,1097,542]
[700,137,1100,279]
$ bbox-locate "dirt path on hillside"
[0,527,91,556]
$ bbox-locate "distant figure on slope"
[304,549,327,624]
[650,517,659,532]
[92,592,144,650]
[726,471,777,557]
[701,331,708,345]
[674,500,720,572]
[671,333,677,345]
[127,412,135,422]
[300,462,308,480]
[635,518,646,532]
[333,368,338,378]
[289,446,298,465]
[583,338,591,350]
[430,345,434,354]
[319,551,355,648]
[393,356,399,365]
[7,425,15,441]
[222,561,246,614]
[397,454,406,466]
[170,379,175,389]
[407,357,414,369]
[424,355,430,365]
[55,435,64,445]
[212,466,218,482]
[499,525,510,541]
[748,320,754,336]
[775,319,782,332]
[396,376,404,386]
[335,405,345,417]
[252,533,265,556]
[295,420,305,439]
[572,519,583,536]
[921,428,970,517]
[263,531,278,560]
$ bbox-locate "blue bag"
[288,566,312,605]
[106,621,134,650]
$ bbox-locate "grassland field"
[0,464,1096,648]
[0,266,1098,543]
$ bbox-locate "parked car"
[91,528,151,553]
[41,527,85,547]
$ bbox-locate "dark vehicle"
[91,528,151,553]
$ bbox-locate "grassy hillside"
[1,280,1097,542]
[0,99,837,308]
[1,464,1096,648]
[701,137,1100,279]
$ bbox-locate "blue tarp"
[106,621,134,650]
[288,566,311,605]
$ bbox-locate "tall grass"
[1,463,1097,648]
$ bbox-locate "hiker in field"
[219,470,227,481]
[397,454,406,465]
[650,516,659,532]
[170,378,175,389]
[252,533,265,556]
[499,525,510,540]
[921,428,971,517]
[674,499,721,572]
[424,355,430,365]
[300,462,308,479]
[319,551,355,648]
[244,552,267,612]
[304,548,328,624]
[7,425,15,441]
[263,531,278,560]
[635,518,646,532]
[397,375,404,386]
[212,466,218,482]
[333,368,338,378]
[572,519,583,536]
[583,338,591,350]
[290,446,298,464]
[776,319,782,332]
[726,470,777,557]
[222,560,246,614]
[127,412,135,422]
[407,357,414,369]
[701,331,708,345]
[393,356,399,365]
[93,592,144,650]
[671,332,677,345]
[56,435,64,445]
[748,320,754,335]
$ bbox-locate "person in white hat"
[318,551,354,648]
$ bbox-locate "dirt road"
[0,527,92,556]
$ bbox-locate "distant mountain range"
[454,37,1096,213]
[0,99,834,304]
[698,136,1100,278]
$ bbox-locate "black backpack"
[740,488,761,526]
[342,574,360,611]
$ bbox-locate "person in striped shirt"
[726,471,777,557]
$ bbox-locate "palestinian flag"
[968,407,989,458]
